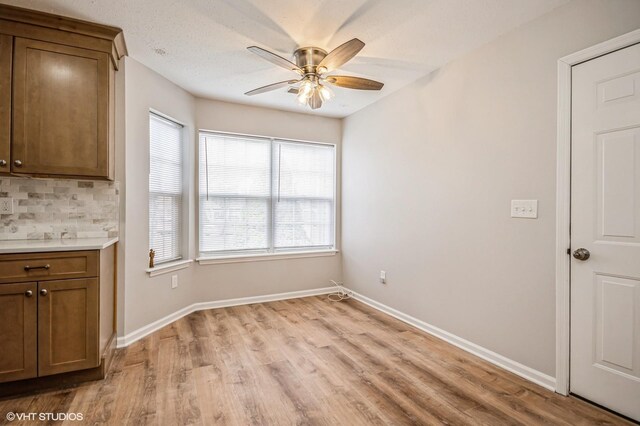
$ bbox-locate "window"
[149,113,184,264]
[199,132,335,257]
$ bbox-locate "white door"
[571,41,640,421]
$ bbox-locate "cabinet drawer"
[0,251,98,283]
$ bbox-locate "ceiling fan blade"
[318,38,365,72]
[287,87,299,94]
[247,46,303,74]
[308,91,323,110]
[325,75,384,90]
[245,79,300,96]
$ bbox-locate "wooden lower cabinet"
[38,278,99,376]
[0,246,115,389]
[0,282,37,382]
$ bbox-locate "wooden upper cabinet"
[12,38,112,179]
[0,282,37,383]
[0,34,11,174]
[0,3,126,180]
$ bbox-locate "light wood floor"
[0,296,632,425]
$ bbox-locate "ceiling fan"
[244,38,384,110]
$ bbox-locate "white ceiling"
[2,0,568,117]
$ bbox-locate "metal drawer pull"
[25,290,33,297]
[0,159,6,167]
[24,264,50,271]
[40,289,48,296]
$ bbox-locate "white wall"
[341,0,640,377]
[122,56,197,335]
[120,60,342,336]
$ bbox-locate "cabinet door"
[12,38,111,178]
[38,278,99,376]
[0,282,37,383]
[0,34,11,174]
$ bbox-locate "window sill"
[146,259,193,277]
[196,249,338,265]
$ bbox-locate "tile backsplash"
[0,177,119,240]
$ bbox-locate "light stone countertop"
[0,237,118,254]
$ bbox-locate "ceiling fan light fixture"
[318,84,334,102]
[245,39,384,110]
[297,91,310,105]
[299,79,314,98]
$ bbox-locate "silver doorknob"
[0,159,6,167]
[572,248,590,261]
[40,289,48,296]
[25,290,33,297]
[13,160,22,167]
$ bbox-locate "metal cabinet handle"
[24,264,50,271]
[40,289,48,296]
[0,159,6,167]
[25,290,33,297]
[572,248,590,261]
[14,160,22,167]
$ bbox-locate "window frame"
[197,130,337,260]
[148,110,188,267]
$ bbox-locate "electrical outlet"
[0,198,13,214]
[171,275,178,289]
[380,270,386,284]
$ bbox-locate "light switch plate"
[0,198,13,214]
[511,200,538,219]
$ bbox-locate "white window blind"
[149,113,184,264]
[273,141,335,249]
[199,132,335,256]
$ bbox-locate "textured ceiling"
[2,0,568,117]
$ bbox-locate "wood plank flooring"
[0,296,632,425]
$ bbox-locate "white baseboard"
[116,303,194,348]
[116,286,335,348]
[116,284,556,392]
[346,288,557,392]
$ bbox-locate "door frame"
[555,28,640,396]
